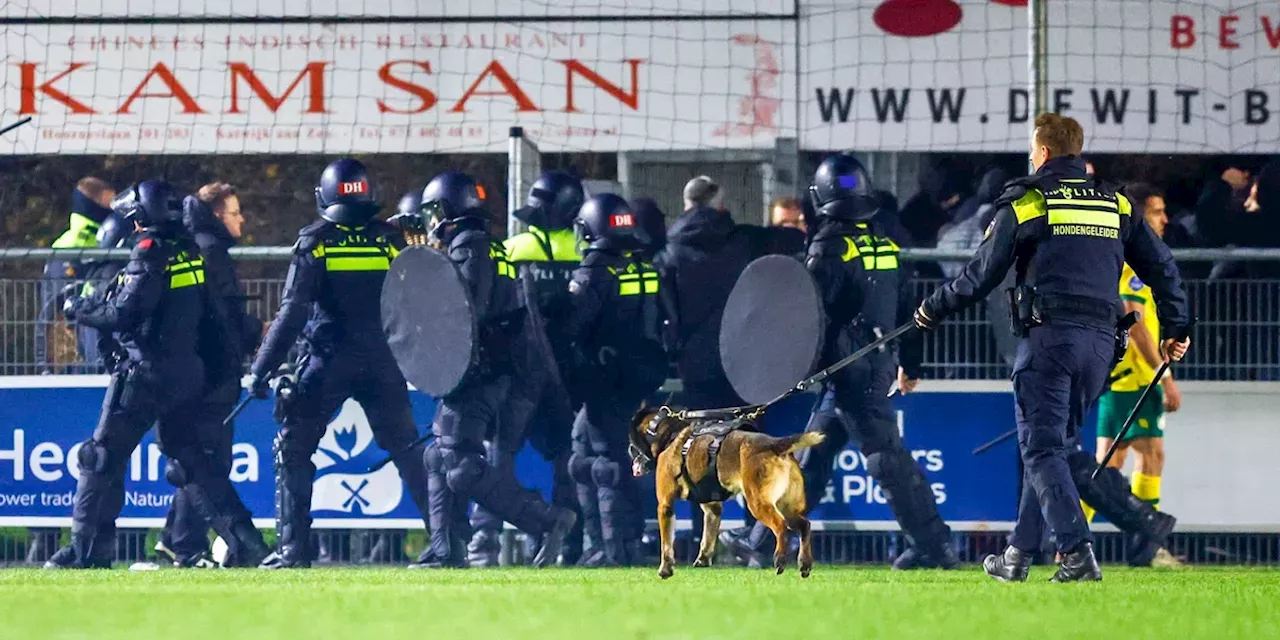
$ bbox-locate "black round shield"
[719,255,824,404]
[381,247,478,396]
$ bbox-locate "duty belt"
[1036,294,1117,328]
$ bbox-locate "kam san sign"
[2,21,794,154]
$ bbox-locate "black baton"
[972,428,1017,455]
[367,432,434,473]
[0,116,32,137]
[223,393,253,427]
[1093,320,1194,479]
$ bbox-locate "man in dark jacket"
[658,176,804,410]
[154,183,263,567]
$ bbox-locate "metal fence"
[4,249,1279,379]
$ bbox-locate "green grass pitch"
[2,566,1279,639]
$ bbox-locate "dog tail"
[770,431,826,455]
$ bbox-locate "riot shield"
[381,246,478,396]
[718,255,825,405]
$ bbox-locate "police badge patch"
[1129,275,1145,291]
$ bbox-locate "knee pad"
[590,458,620,488]
[77,439,109,474]
[164,458,189,487]
[423,443,444,473]
[567,453,594,485]
[865,450,910,481]
[444,449,488,495]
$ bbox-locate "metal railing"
[3,247,1278,379]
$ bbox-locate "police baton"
[367,432,434,473]
[972,371,1129,456]
[1093,320,1195,479]
[0,116,32,137]
[223,393,255,427]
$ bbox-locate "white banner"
[802,1,1280,153]
[1,21,795,154]
[2,0,797,18]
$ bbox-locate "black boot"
[223,522,270,568]
[44,545,110,570]
[533,508,577,569]
[1051,542,1103,582]
[894,541,962,570]
[467,529,502,568]
[408,544,468,569]
[983,546,1033,582]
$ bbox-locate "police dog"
[629,407,824,579]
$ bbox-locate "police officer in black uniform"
[151,186,264,568]
[250,159,433,570]
[564,194,667,567]
[413,171,576,569]
[916,114,1190,582]
[729,155,959,570]
[48,180,268,569]
[465,171,584,567]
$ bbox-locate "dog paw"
[801,565,812,579]
[692,557,712,568]
[659,565,674,579]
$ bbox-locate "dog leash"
[671,321,917,422]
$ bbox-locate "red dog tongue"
[873,0,963,38]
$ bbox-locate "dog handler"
[915,114,1190,582]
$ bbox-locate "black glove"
[913,304,941,331]
[248,373,270,400]
[388,212,426,234]
[62,295,84,321]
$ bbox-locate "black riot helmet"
[513,170,585,230]
[315,158,380,225]
[631,197,667,258]
[96,212,134,248]
[575,193,647,252]
[397,190,423,217]
[111,180,184,228]
[421,171,489,243]
[809,153,878,221]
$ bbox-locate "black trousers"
[70,361,255,564]
[160,382,237,559]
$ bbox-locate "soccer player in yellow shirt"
[1092,183,1182,566]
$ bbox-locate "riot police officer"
[564,194,667,567]
[153,184,264,568]
[413,171,576,569]
[249,159,433,569]
[465,171,584,567]
[47,180,268,569]
[726,154,960,570]
[915,114,1190,582]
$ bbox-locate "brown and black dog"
[629,407,824,579]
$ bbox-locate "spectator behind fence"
[1194,163,1254,247]
[36,177,117,374]
[899,158,967,249]
[769,196,805,233]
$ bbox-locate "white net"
[0,0,799,156]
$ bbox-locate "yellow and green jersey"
[1109,263,1160,392]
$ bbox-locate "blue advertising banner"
[0,377,1020,530]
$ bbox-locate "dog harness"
[679,419,750,504]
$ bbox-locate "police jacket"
[806,218,923,377]
[46,190,115,279]
[504,225,580,344]
[184,196,262,359]
[73,227,209,368]
[447,223,524,326]
[921,156,1190,335]
[657,205,805,385]
[252,219,402,379]
[566,248,666,398]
